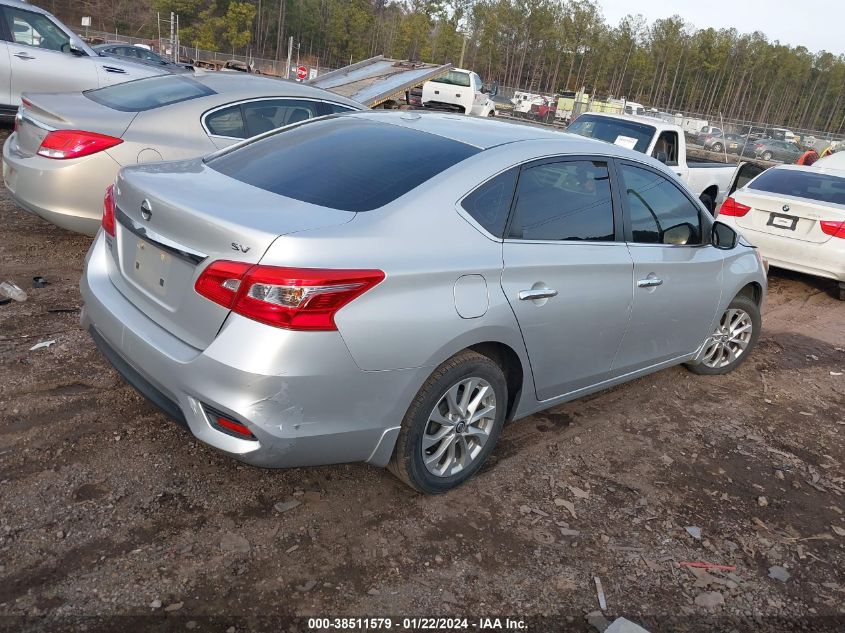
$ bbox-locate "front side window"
[3,8,70,52]
[327,103,357,114]
[508,160,615,242]
[461,168,518,237]
[619,163,703,245]
[242,99,320,136]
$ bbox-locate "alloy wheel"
[422,377,496,477]
[701,308,754,368]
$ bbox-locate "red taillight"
[215,416,256,439]
[820,220,845,238]
[37,129,122,159]
[194,260,252,308]
[102,184,116,237]
[195,262,385,331]
[718,196,752,217]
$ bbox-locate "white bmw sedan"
[717,164,845,300]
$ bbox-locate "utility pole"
[169,12,175,62]
[286,35,293,80]
[458,32,467,68]
[175,14,179,63]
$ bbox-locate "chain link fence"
[74,28,337,79]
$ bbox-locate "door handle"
[14,53,35,60]
[519,288,558,301]
[637,278,663,288]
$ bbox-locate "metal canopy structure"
[308,56,452,108]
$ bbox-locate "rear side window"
[85,75,215,112]
[508,160,615,241]
[205,105,245,138]
[748,168,845,205]
[619,164,703,245]
[207,117,480,212]
[461,169,518,237]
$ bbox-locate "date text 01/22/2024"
[306,617,528,630]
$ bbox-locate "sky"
[596,0,845,56]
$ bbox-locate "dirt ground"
[1,145,844,633]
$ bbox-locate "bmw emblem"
[141,199,152,221]
[782,204,790,213]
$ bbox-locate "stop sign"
[296,65,307,80]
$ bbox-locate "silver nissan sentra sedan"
[80,111,767,493]
[2,72,362,235]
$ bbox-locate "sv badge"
[231,242,251,253]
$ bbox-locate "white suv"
[0,0,170,119]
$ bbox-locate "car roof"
[339,111,665,163]
[154,71,365,110]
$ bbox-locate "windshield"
[431,71,471,87]
[85,75,214,112]
[749,168,845,205]
[566,114,655,153]
[207,116,480,212]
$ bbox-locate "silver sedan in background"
[2,72,363,235]
[80,112,767,493]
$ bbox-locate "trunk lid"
[14,92,137,157]
[107,159,356,349]
[733,189,845,244]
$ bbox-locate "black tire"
[388,351,507,494]
[837,283,845,302]
[762,151,773,161]
[487,110,495,117]
[699,193,716,215]
[685,294,761,376]
[712,143,723,153]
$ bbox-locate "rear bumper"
[723,220,845,282]
[2,132,119,236]
[80,232,428,469]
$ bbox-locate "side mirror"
[490,81,499,97]
[69,43,86,57]
[654,151,668,164]
[480,85,488,94]
[711,221,738,250]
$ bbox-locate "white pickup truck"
[567,112,739,213]
[421,68,496,117]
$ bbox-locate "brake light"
[820,220,845,238]
[718,197,751,217]
[195,262,385,331]
[102,184,116,237]
[37,129,122,159]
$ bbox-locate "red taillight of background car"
[102,184,116,237]
[718,196,752,217]
[37,130,122,160]
[195,262,385,331]
[820,220,845,239]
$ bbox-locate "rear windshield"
[567,114,655,153]
[749,168,845,205]
[85,75,214,112]
[207,116,480,212]
[431,71,471,87]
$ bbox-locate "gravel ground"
[1,139,844,633]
